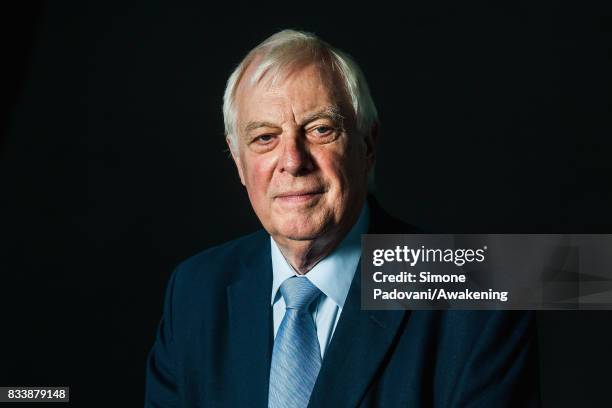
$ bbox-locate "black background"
[1,1,611,407]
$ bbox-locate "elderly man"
[145,30,539,407]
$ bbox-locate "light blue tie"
[269,276,322,408]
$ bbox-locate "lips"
[274,189,325,204]
[275,189,324,198]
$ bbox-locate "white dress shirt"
[270,202,369,358]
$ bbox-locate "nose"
[278,133,314,176]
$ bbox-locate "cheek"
[344,139,369,181]
[317,142,366,192]
[314,150,351,198]
[242,154,277,198]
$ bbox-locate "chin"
[277,225,324,241]
[273,216,329,241]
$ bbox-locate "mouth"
[275,190,325,203]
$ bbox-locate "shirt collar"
[270,202,370,308]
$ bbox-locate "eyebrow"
[298,106,345,128]
[244,121,279,134]
[242,105,345,135]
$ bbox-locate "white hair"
[222,29,378,150]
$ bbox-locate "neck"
[273,201,365,274]
[274,233,342,274]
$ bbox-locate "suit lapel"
[308,262,408,407]
[308,197,413,407]
[226,233,273,407]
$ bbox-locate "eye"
[248,133,278,153]
[314,126,333,135]
[307,124,339,144]
[254,134,274,143]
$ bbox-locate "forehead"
[234,61,349,126]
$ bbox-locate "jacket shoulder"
[171,229,268,291]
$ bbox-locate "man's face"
[229,62,375,245]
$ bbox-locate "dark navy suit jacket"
[145,199,540,407]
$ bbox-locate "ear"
[364,121,379,172]
[226,136,246,186]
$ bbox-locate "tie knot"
[280,277,321,310]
